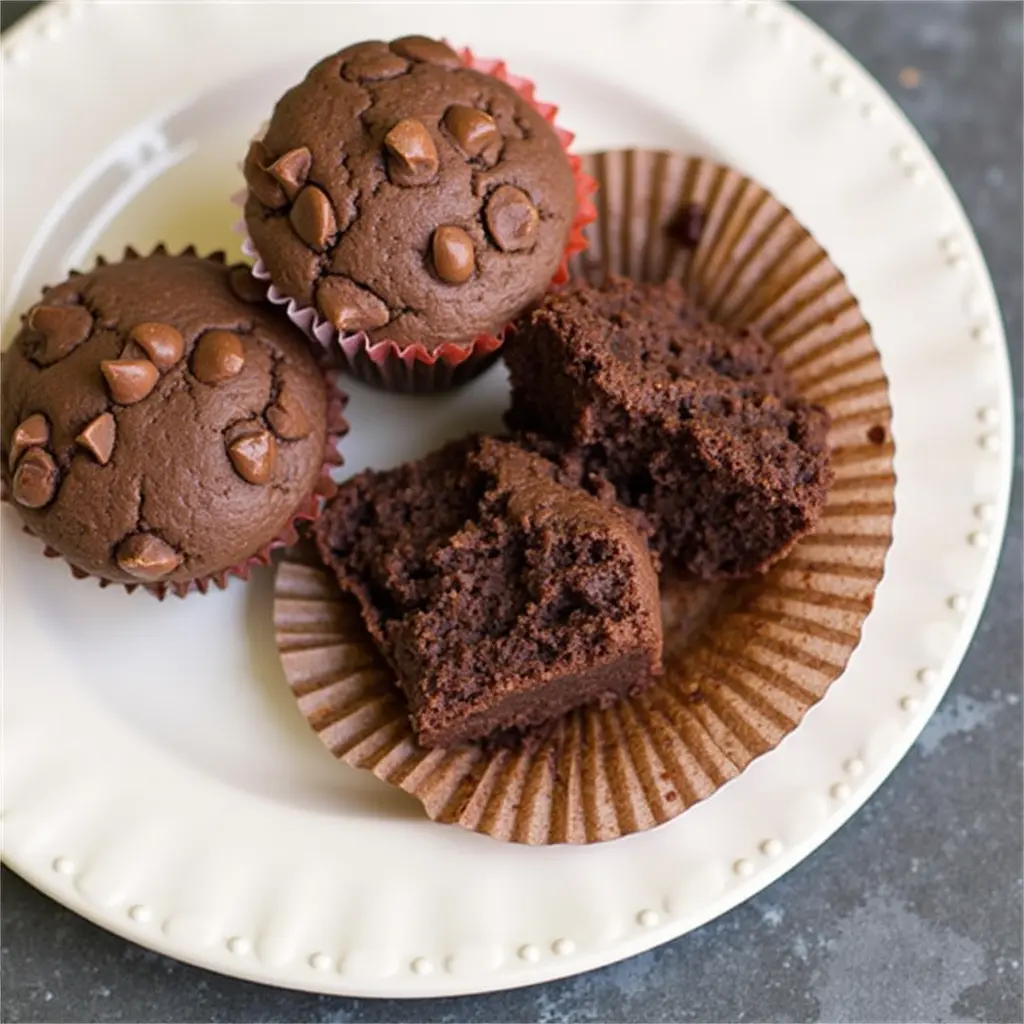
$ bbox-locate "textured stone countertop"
[1,2,1021,1021]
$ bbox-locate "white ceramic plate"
[1,0,1013,998]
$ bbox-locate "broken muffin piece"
[504,276,833,579]
[314,435,663,748]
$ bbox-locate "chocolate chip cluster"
[242,36,577,349]
[2,253,332,590]
[245,38,539,295]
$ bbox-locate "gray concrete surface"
[1,2,1021,1021]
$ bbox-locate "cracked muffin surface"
[1,250,331,587]
[243,36,578,349]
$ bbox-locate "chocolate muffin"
[314,436,662,748]
[243,36,578,351]
[1,248,341,597]
[504,277,832,579]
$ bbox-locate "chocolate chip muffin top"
[1,250,334,591]
[243,36,578,350]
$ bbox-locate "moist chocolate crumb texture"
[242,36,578,351]
[314,436,663,748]
[1,249,335,591]
[504,276,833,580]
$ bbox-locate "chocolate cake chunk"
[314,436,662,747]
[504,277,832,579]
[243,37,577,350]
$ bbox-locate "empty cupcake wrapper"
[236,46,598,394]
[3,244,349,600]
[274,149,895,843]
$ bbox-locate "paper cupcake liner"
[3,244,349,600]
[274,149,894,843]
[236,45,598,394]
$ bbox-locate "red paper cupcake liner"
[237,45,598,394]
[2,245,349,600]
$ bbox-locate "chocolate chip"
[443,106,501,160]
[192,331,245,385]
[342,51,410,82]
[290,185,337,252]
[243,139,287,209]
[340,40,389,60]
[267,147,312,199]
[116,533,183,581]
[390,36,462,69]
[316,276,390,334]
[484,185,539,253]
[76,412,116,465]
[12,447,58,508]
[228,429,276,485]
[266,390,312,441]
[384,119,439,187]
[101,359,159,405]
[8,414,50,470]
[431,226,475,284]
[227,264,267,303]
[867,425,887,445]
[129,322,184,370]
[666,202,705,249]
[26,305,93,365]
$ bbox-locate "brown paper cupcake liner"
[237,46,598,395]
[3,244,349,600]
[274,149,894,843]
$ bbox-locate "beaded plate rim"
[0,0,1013,998]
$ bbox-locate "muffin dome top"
[1,250,333,590]
[243,36,578,349]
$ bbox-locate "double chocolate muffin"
[314,436,662,747]
[505,276,832,579]
[1,249,340,596]
[243,36,578,351]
